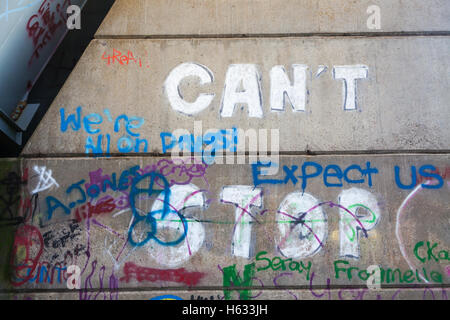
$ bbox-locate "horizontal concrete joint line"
[2,284,449,295]
[19,150,450,159]
[94,31,450,40]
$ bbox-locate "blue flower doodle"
[128,171,188,247]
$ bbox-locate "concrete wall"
[22,37,450,155]
[1,0,449,300]
[95,0,450,35]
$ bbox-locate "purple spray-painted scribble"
[277,201,370,253]
[308,271,448,300]
[84,158,209,200]
[137,158,209,188]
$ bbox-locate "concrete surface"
[22,37,450,156]
[2,155,448,297]
[96,0,450,36]
[2,287,449,300]
[1,0,449,300]
[0,0,116,157]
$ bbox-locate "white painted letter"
[220,64,263,118]
[220,186,263,258]
[165,63,215,116]
[276,192,327,259]
[338,188,380,259]
[270,65,308,112]
[147,184,206,267]
[333,65,368,110]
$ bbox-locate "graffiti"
[165,63,368,117]
[221,63,264,117]
[60,106,147,155]
[254,162,447,191]
[414,241,449,263]
[160,123,279,167]
[161,127,238,163]
[18,193,40,225]
[120,262,205,286]
[309,271,448,300]
[10,224,44,286]
[83,167,139,198]
[395,179,448,284]
[309,271,365,300]
[143,184,207,267]
[334,260,443,284]
[23,261,67,285]
[151,295,183,300]
[85,168,119,193]
[166,121,280,167]
[165,63,215,116]
[2,158,446,299]
[73,197,116,223]
[137,158,209,188]
[42,221,82,249]
[127,171,184,247]
[13,296,34,300]
[222,263,256,300]
[332,65,368,110]
[45,165,140,220]
[255,251,312,280]
[190,294,223,300]
[118,181,380,262]
[45,161,210,224]
[276,191,328,259]
[80,259,119,300]
[395,165,445,189]
[126,170,208,268]
[0,170,27,227]
[252,161,379,192]
[270,65,307,112]
[221,186,380,260]
[102,48,150,69]
[338,188,380,258]
[27,0,72,65]
[31,165,59,194]
[270,272,298,300]
[10,219,87,287]
[76,218,119,300]
[220,186,263,258]
[416,166,450,185]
